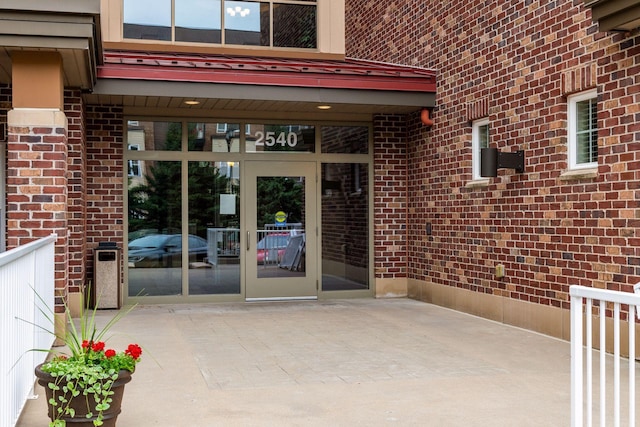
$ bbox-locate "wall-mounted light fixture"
[480,147,525,177]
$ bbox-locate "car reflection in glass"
[256,233,291,264]
[128,234,208,268]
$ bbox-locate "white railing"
[0,234,57,427]
[571,284,640,427]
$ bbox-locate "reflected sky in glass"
[124,0,171,26]
[226,1,260,31]
[177,0,222,29]
[124,0,261,32]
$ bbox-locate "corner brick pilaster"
[7,109,68,312]
[373,114,408,296]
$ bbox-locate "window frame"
[567,89,598,171]
[127,144,142,177]
[471,118,490,181]
[122,0,318,50]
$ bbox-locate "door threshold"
[245,296,318,302]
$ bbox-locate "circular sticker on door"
[275,211,287,227]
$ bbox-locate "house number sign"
[255,131,298,147]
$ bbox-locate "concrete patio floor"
[17,298,572,426]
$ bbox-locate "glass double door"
[245,161,317,300]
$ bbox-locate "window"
[123,0,317,49]
[568,90,598,170]
[128,144,141,176]
[472,118,489,180]
[216,123,250,134]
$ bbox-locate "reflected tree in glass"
[188,162,238,237]
[256,177,303,228]
[188,161,240,295]
[128,161,181,236]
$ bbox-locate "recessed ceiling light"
[317,105,332,110]
[184,100,200,105]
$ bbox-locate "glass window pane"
[479,124,489,149]
[176,0,222,43]
[321,163,369,291]
[188,122,240,152]
[127,121,182,151]
[273,3,317,48]
[576,133,589,164]
[225,1,269,46]
[247,124,315,153]
[124,0,171,41]
[188,161,241,295]
[256,176,306,279]
[128,161,182,296]
[574,97,597,165]
[576,100,591,131]
[321,126,368,154]
[576,130,598,164]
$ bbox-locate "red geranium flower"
[105,349,116,358]
[81,340,91,349]
[125,344,142,360]
[91,341,105,352]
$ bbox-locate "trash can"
[93,242,121,309]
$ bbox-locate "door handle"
[247,231,250,251]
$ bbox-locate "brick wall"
[0,84,9,143]
[85,106,125,283]
[6,111,69,306]
[373,114,407,279]
[348,0,640,309]
[65,91,86,294]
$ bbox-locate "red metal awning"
[98,51,436,93]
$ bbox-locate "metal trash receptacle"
[93,242,121,309]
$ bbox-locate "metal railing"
[0,234,56,427]
[206,228,241,266]
[571,284,640,427]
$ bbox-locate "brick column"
[7,109,69,313]
[373,114,408,297]
[65,91,87,298]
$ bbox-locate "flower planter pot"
[35,363,132,427]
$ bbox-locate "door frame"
[123,118,374,304]
[244,160,318,300]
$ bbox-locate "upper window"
[472,118,489,181]
[127,144,141,176]
[123,0,317,49]
[568,90,598,170]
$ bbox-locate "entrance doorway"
[125,120,372,303]
[245,161,317,300]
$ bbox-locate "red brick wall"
[6,111,69,306]
[1,94,124,302]
[373,114,407,279]
[65,91,86,294]
[85,106,125,283]
[348,0,640,309]
[0,85,9,143]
